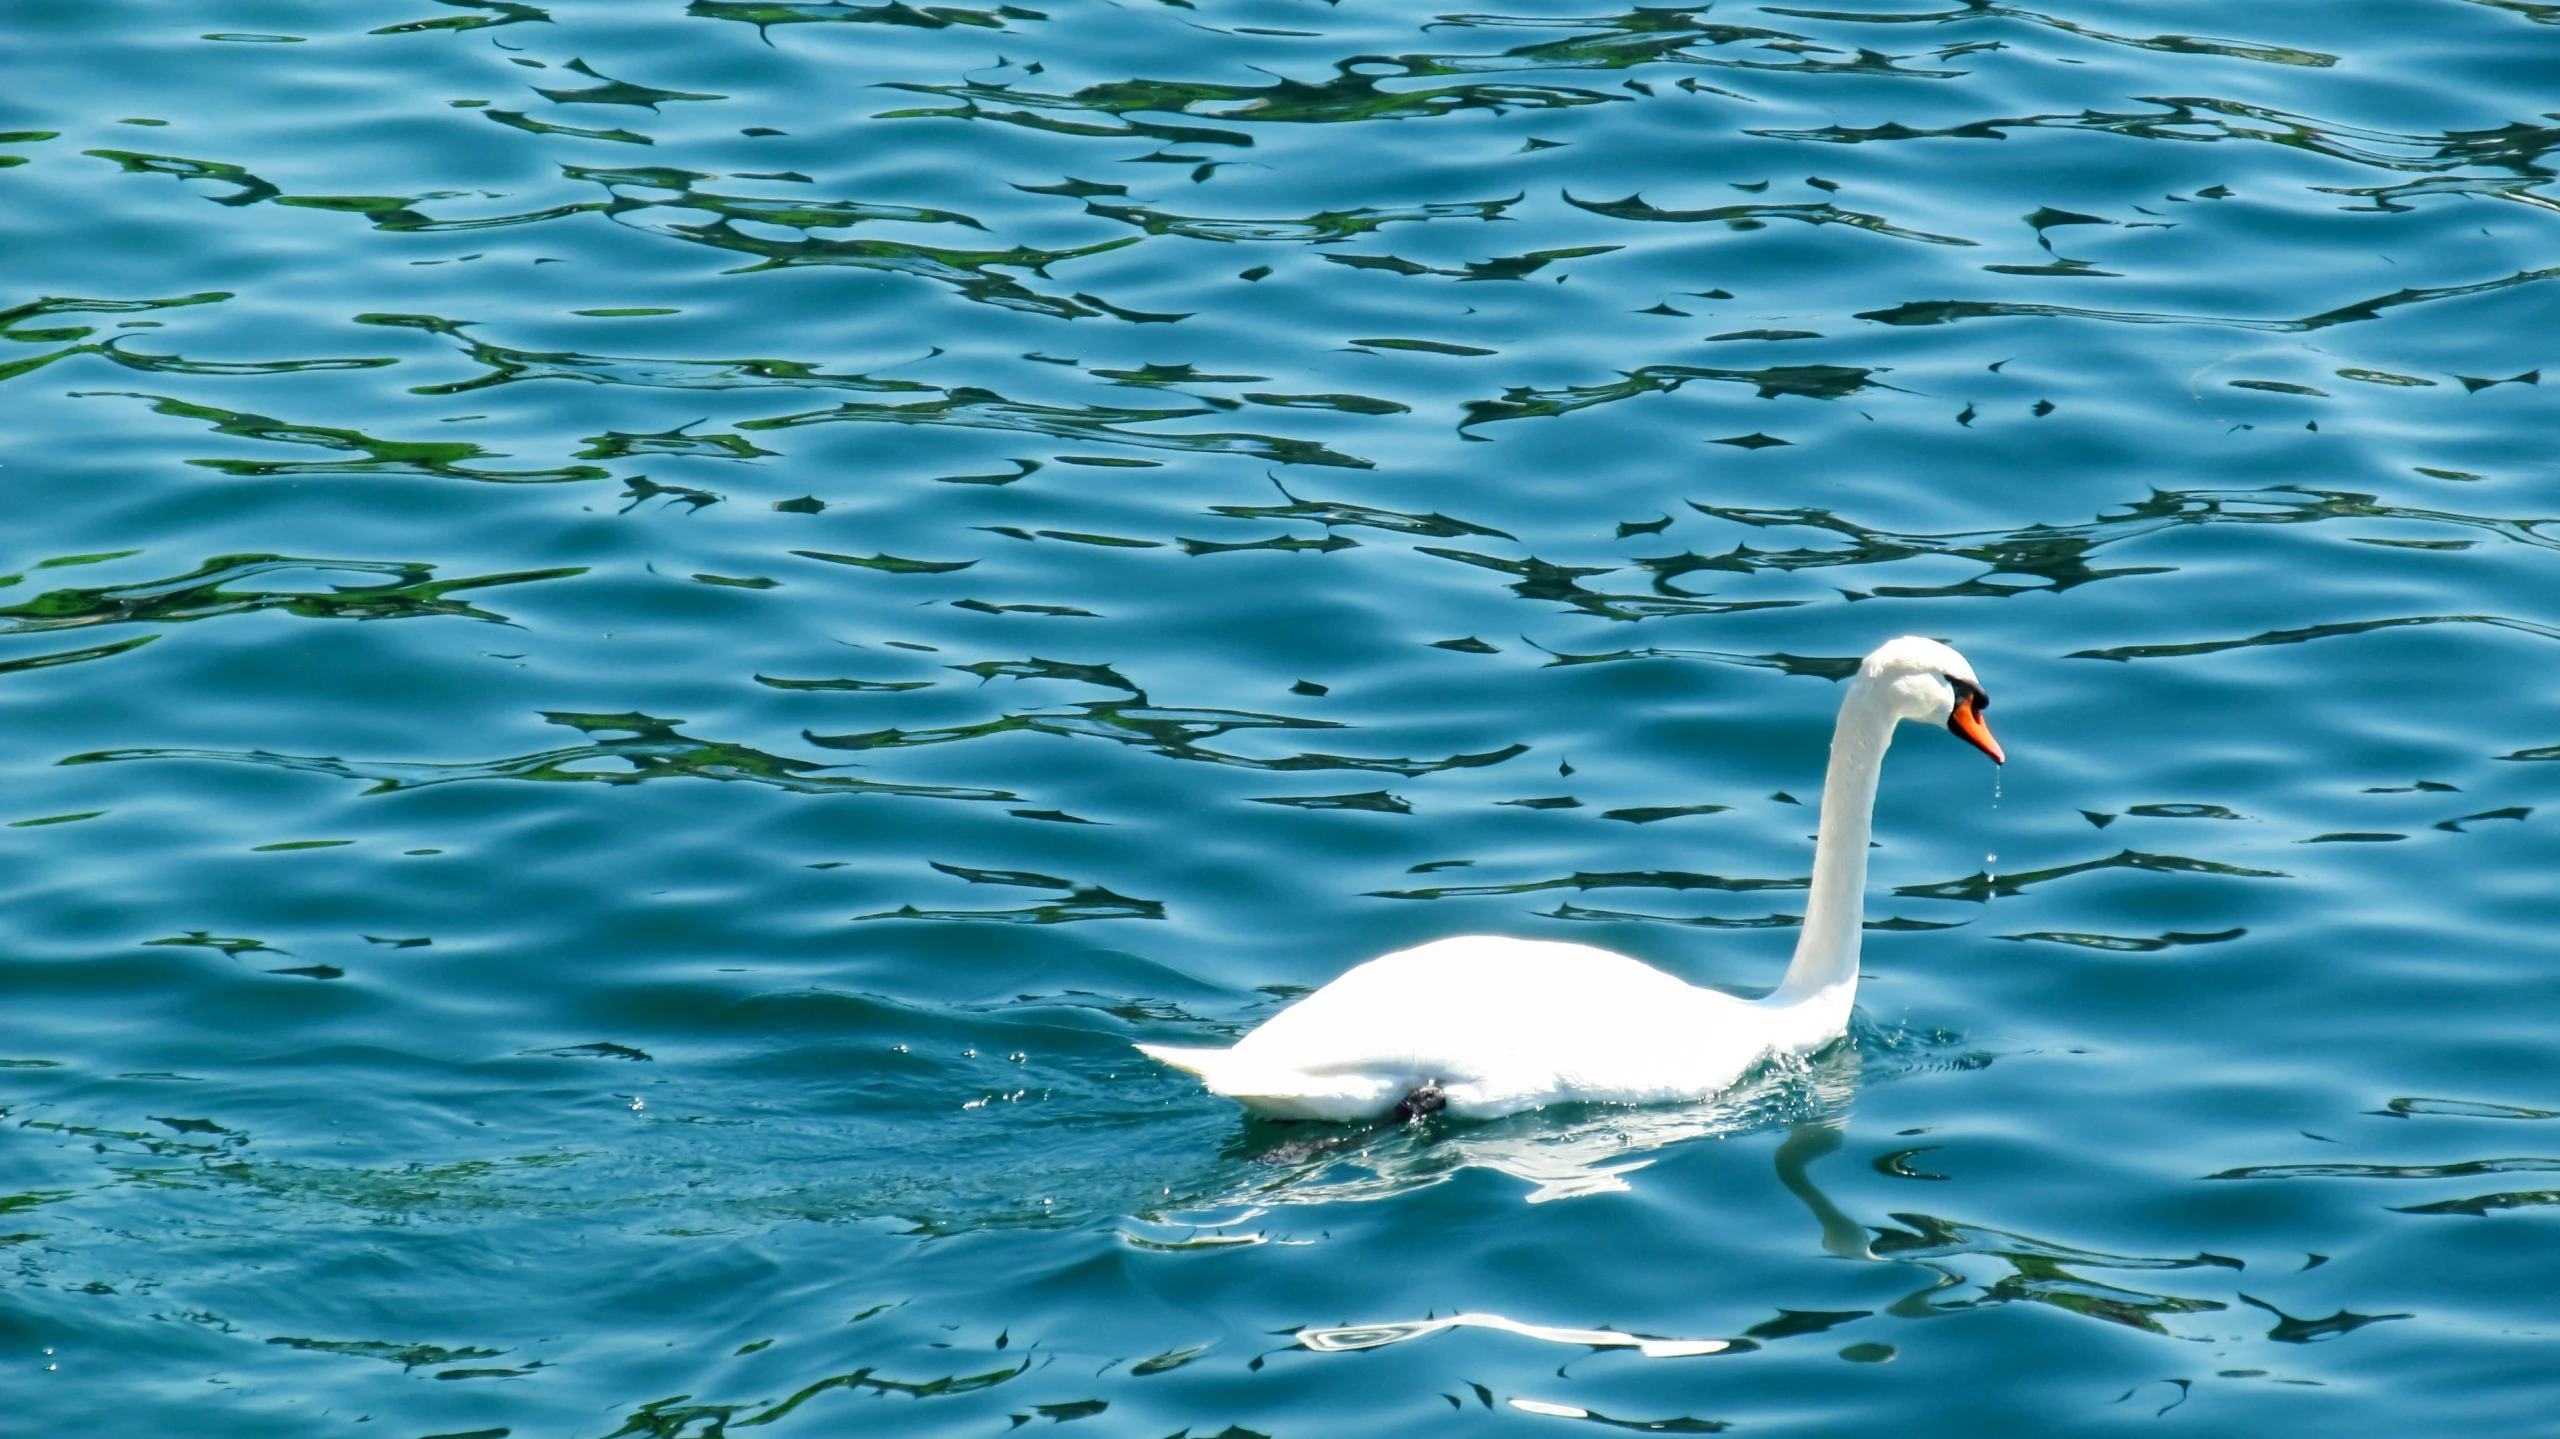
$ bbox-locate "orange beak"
[1949,692,2004,764]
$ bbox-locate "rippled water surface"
[6,0,2559,1432]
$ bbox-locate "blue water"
[5,0,2558,1432]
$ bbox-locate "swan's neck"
[1773,679,1899,1007]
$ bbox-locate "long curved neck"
[1774,679,1899,1005]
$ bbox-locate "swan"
[1137,635,2003,1123]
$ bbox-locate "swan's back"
[1142,937,1773,1120]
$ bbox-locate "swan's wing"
[1248,938,1697,1051]
[1233,937,1770,1107]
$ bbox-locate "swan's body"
[1139,636,2003,1122]
[1139,935,1854,1121]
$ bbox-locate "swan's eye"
[1947,676,1987,711]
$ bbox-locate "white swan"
[1138,636,2003,1122]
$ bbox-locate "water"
[4,0,2557,1432]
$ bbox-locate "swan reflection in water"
[1269,1117,2237,1363]
[1275,1123,1868,1368]
[1137,1036,2237,1357]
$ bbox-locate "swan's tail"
[1134,1043,1398,1121]
[1133,1043,1228,1081]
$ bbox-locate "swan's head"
[1860,636,2003,764]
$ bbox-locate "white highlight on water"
[1298,1312,1728,1357]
